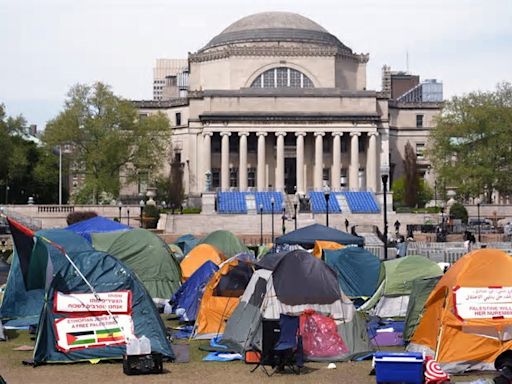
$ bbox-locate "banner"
[54,314,135,352]
[54,291,131,314]
[454,286,512,319]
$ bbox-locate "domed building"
[134,12,442,207]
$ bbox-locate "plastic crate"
[122,352,163,375]
[373,352,424,384]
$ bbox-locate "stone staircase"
[284,194,297,217]
[335,193,351,214]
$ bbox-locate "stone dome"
[201,11,352,54]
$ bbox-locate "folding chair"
[271,314,303,375]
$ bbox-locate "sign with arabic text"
[454,286,512,319]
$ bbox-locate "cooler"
[373,352,424,384]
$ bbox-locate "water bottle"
[126,336,140,355]
[139,335,151,355]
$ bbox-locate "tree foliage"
[403,141,419,207]
[392,175,433,208]
[0,104,61,204]
[449,202,468,224]
[43,83,171,203]
[428,82,512,202]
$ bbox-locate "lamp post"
[139,200,145,228]
[293,201,298,231]
[259,204,263,245]
[271,197,275,244]
[281,202,286,235]
[476,199,481,242]
[118,201,122,222]
[381,173,389,260]
[59,145,62,206]
[127,208,130,226]
[323,186,331,227]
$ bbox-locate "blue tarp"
[324,247,381,298]
[66,216,131,242]
[275,224,364,247]
[171,260,218,322]
[174,234,198,256]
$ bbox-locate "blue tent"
[275,224,364,247]
[174,234,198,256]
[66,216,131,242]
[0,229,94,327]
[171,260,218,322]
[324,247,382,298]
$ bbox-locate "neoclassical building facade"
[133,12,442,202]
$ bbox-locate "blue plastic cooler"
[373,352,424,384]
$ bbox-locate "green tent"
[403,276,441,342]
[359,255,442,318]
[92,229,181,299]
[198,230,248,258]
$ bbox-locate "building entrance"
[284,158,296,194]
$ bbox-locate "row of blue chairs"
[217,192,284,214]
[308,192,341,213]
[342,191,380,213]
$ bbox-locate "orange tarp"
[194,258,245,338]
[410,249,512,368]
[313,240,344,258]
[180,243,224,281]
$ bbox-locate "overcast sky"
[1,0,511,129]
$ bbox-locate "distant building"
[130,12,443,202]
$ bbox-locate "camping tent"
[275,224,364,247]
[312,240,344,258]
[180,243,224,281]
[171,260,219,322]
[324,247,383,299]
[409,249,512,373]
[0,228,94,327]
[359,255,443,318]
[33,246,174,364]
[221,250,371,360]
[198,230,249,257]
[91,229,181,300]
[66,216,130,242]
[193,255,254,339]
[174,234,198,256]
[168,243,185,261]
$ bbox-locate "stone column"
[314,132,325,190]
[238,132,249,191]
[202,132,213,192]
[256,132,267,191]
[275,132,286,192]
[349,132,361,190]
[220,131,231,191]
[331,132,342,191]
[366,132,379,192]
[295,132,306,195]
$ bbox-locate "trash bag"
[299,310,348,358]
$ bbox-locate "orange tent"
[194,257,253,339]
[312,240,344,258]
[180,244,224,281]
[409,249,512,373]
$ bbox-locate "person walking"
[345,218,349,232]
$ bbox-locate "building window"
[229,134,239,153]
[175,112,182,126]
[229,168,238,188]
[212,168,220,189]
[247,135,257,152]
[248,168,256,187]
[416,114,424,128]
[416,143,425,159]
[250,67,314,89]
[212,135,221,153]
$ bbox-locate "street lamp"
[259,204,263,246]
[323,186,331,227]
[118,201,122,222]
[281,202,286,235]
[293,200,298,231]
[271,197,275,244]
[139,200,145,228]
[476,198,481,242]
[127,208,130,226]
[381,172,389,260]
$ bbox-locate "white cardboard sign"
[454,286,512,319]
[54,291,131,314]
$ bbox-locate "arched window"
[250,67,314,88]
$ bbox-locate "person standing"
[345,218,349,232]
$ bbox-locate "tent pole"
[434,289,450,360]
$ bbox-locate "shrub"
[143,204,160,218]
[66,211,98,225]
[450,202,468,224]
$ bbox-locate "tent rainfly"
[275,224,364,247]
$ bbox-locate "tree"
[392,175,433,208]
[43,82,171,203]
[404,141,419,207]
[428,82,512,202]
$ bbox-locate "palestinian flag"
[66,330,96,346]
[96,327,124,343]
[7,218,35,288]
